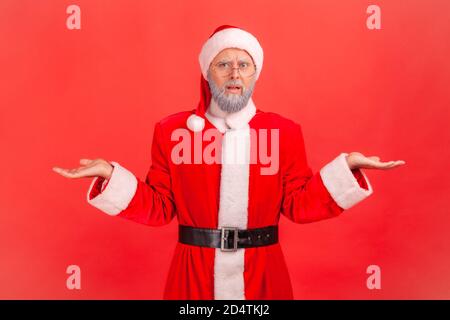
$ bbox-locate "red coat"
[87,98,373,300]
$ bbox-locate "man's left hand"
[345,152,406,170]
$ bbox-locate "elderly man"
[53,25,405,300]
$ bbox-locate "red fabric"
[88,168,112,199]
[102,178,110,191]
[91,109,368,299]
[352,168,368,190]
[89,24,368,299]
[89,177,104,200]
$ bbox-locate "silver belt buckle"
[220,226,239,252]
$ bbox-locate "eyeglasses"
[211,61,256,78]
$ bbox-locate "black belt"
[178,225,278,252]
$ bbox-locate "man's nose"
[230,67,240,79]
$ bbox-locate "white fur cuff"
[319,153,373,210]
[86,161,138,216]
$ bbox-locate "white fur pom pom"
[186,114,205,132]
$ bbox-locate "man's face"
[207,48,257,113]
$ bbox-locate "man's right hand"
[52,159,113,180]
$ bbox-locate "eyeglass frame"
[210,60,257,78]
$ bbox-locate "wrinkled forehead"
[211,48,254,64]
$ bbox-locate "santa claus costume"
[87,25,373,300]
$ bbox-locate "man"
[53,25,405,299]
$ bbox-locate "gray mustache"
[223,80,244,88]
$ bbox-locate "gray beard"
[207,71,256,113]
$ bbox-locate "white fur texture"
[205,98,257,133]
[186,114,205,132]
[86,161,138,216]
[214,126,251,300]
[319,153,374,210]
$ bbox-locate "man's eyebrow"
[217,58,252,63]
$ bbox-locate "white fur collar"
[205,98,257,133]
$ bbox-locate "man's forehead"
[213,48,253,61]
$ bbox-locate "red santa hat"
[186,25,264,132]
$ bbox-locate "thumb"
[79,158,93,165]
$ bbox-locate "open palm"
[52,158,113,179]
[346,152,406,170]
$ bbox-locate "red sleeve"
[115,122,177,226]
[88,167,113,200]
[280,124,345,224]
[352,168,369,190]
[280,123,372,223]
[88,177,105,200]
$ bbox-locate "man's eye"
[240,63,248,68]
[218,63,228,68]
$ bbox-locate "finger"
[357,157,406,170]
[358,157,384,167]
[381,160,406,167]
[375,159,406,166]
[379,161,406,169]
[385,160,406,169]
[361,159,395,169]
[53,167,75,178]
[53,166,73,174]
[53,166,83,178]
[52,166,63,174]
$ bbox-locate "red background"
[1,0,449,299]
